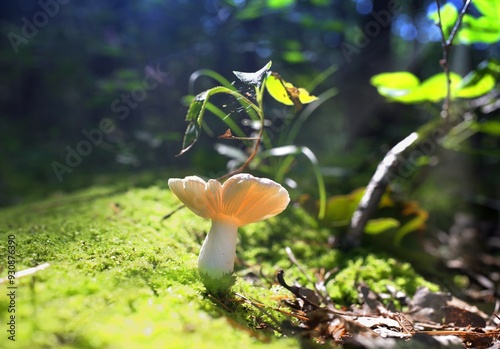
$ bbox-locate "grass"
[0,177,438,348]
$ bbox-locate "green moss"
[0,181,439,348]
[326,254,439,307]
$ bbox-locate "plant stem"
[218,84,267,180]
[435,0,471,119]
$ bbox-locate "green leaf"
[179,122,200,156]
[373,60,499,103]
[412,72,461,102]
[471,0,500,18]
[178,86,258,155]
[319,188,365,226]
[394,215,427,245]
[459,15,500,44]
[322,195,356,226]
[233,61,272,87]
[373,72,462,103]
[365,218,400,235]
[370,72,420,99]
[265,73,318,106]
[456,73,495,98]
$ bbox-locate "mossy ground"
[0,178,438,348]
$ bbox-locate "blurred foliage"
[177,61,328,217]
[0,0,498,262]
[428,0,500,44]
[370,67,496,103]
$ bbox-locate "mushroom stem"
[198,219,239,279]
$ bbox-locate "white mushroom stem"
[198,219,239,279]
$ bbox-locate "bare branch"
[343,133,419,249]
[435,0,472,119]
[447,0,472,47]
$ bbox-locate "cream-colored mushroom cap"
[167,173,290,226]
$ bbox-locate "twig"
[285,247,331,305]
[217,84,267,181]
[217,125,264,181]
[276,269,322,309]
[0,262,50,284]
[162,204,185,221]
[435,0,472,118]
[343,133,419,249]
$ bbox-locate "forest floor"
[0,176,497,348]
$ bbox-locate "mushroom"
[168,173,289,287]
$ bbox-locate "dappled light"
[1,0,499,348]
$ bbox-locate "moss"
[0,181,439,348]
[326,254,439,307]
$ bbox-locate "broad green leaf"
[456,73,495,98]
[412,72,461,102]
[265,73,318,106]
[319,188,365,226]
[390,72,461,103]
[471,0,500,18]
[371,72,461,103]
[459,15,500,44]
[373,61,499,103]
[322,195,356,226]
[370,72,420,89]
[365,218,400,235]
[370,72,420,99]
[233,61,272,87]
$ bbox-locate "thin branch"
[217,85,267,181]
[217,122,264,181]
[435,0,472,119]
[446,0,472,47]
[435,0,450,116]
[343,133,419,249]
[0,263,50,284]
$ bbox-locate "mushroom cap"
[168,173,290,226]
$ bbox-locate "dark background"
[0,0,497,226]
